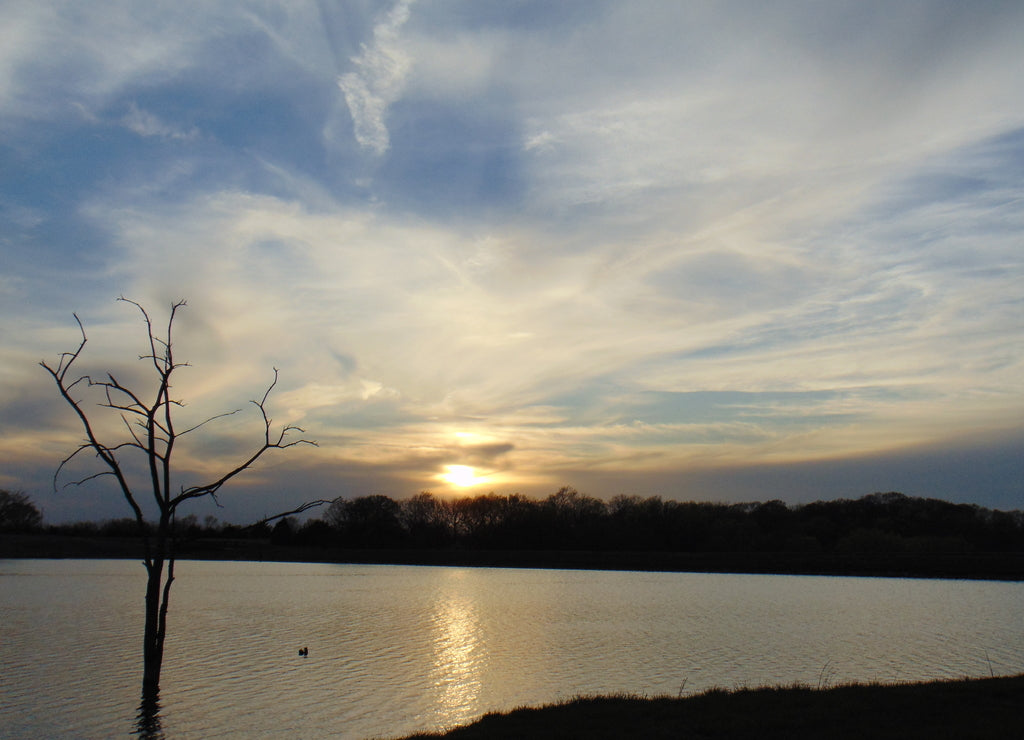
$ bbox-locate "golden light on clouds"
[7,1,1024,522]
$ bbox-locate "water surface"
[2,559,1022,738]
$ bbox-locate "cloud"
[4,2,1024,521]
[121,103,199,140]
[508,2,1024,234]
[338,0,417,155]
[73,158,1021,474]
[0,3,200,125]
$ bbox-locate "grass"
[394,674,1024,739]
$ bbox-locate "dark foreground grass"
[395,674,1024,740]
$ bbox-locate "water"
[2,559,1023,739]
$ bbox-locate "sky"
[2,1,1023,523]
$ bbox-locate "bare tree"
[40,298,323,706]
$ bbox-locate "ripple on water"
[3,562,1024,739]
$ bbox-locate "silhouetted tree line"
[11,488,1024,556]
[221,489,1024,555]
[41,513,275,541]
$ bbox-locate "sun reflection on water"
[429,579,484,727]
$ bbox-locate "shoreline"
[4,533,1024,581]
[396,674,1024,739]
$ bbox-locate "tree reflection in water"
[134,689,164,739]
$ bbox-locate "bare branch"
[107,440,149,455]
[176,409,241,437]
[60,469,116,489]
[103,399,146,415]
[170,370,316,507]
[251,497,340,528]
[42,307,155,552]
[119,297,160,373]
[54,443,113,491]
[98,373,149,413]
[41,314,87,385]
[260,367,281,408]
[65,374,91,394]
[120,413,145,447]
[170,431,318,506]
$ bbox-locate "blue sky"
[2,0,1022,523]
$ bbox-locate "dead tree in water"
[41,298,321,700]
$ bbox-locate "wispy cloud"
[338,0,416,155]
[3,1,1023,520]
[121,103,198,140]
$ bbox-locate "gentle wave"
[2,561,1023,739]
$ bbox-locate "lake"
[2,559,1022,738]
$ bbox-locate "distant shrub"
[0,490,43,532]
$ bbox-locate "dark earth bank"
[396,674,1024,740]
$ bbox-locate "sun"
[442,465,479,487]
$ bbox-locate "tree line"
[283,489,1024,554]
[10,488,1023,556]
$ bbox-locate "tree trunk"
[141,558,167,698]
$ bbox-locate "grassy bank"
[396,674,1024,739]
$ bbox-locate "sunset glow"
[442,466,481,488]
[2,1,1023,523]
